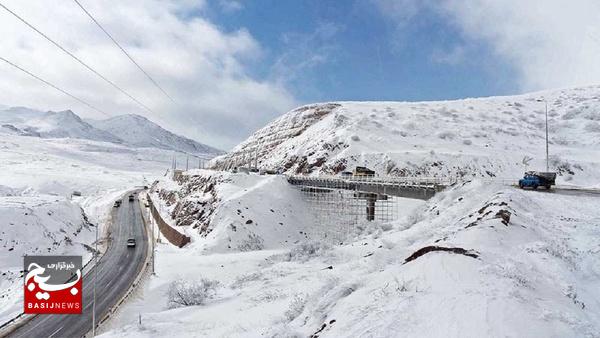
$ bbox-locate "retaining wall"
[147,195,191,248]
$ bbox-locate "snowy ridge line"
[94,192,153,335]
[0,206,113,338]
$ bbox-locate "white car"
[127,238,136,247]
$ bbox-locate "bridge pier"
[355,192,387,221]
[366,195,376,221]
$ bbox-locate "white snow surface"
[0,191,94,323]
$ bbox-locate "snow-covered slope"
[0,189,95,323]
[99,177,600,338]
[88,114,222,157]
[211,86,600,185]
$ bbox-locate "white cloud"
[430,45,465,66]
[218,0,243,13]
[270,22,343,92]
[371,0,422,25]
[0,0,296,149]
[374,0,600,91]
[441,0,600,91]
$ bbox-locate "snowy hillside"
[88,114,223,157]
[150,170,421,252]
[0,189,95,323]
[100,175,600,337]
[211,85,600,186]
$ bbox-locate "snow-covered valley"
[0,105,220,326]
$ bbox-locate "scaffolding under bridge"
[288,175,449,244]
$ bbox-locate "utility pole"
[537,98,549,171]
[150,200,155,275]
[92,220,98,336]
[254,147,258,170]
[545,100,549,172]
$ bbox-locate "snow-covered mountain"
[0,107,119,141]
[88,114,222,157]
[211,85,600,185]
[0,106,221,157]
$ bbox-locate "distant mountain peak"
[88,113,222,156]
[0,106,222,157]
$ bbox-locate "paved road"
[8,192,149,338]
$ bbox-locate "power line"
[0,1,157,115]
[73,0,175,103]
[0,56,108,116]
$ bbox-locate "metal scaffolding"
[298,179,398,245]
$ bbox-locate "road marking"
[48,326,62,338]
[8,190,149,338]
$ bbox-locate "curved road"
[8,192,149,338]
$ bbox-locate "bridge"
[287,175,454,223]
[287,175,451,200]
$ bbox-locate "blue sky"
[1,0,598,148]
[206,0,518,103]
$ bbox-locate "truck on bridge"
[518,171,556,190]
[353,166,375,177]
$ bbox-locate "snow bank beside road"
[0,193,95,324]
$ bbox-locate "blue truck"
[518,171,556,190]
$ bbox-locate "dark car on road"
[127,238,136,247]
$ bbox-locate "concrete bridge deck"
[287,175,452,200]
